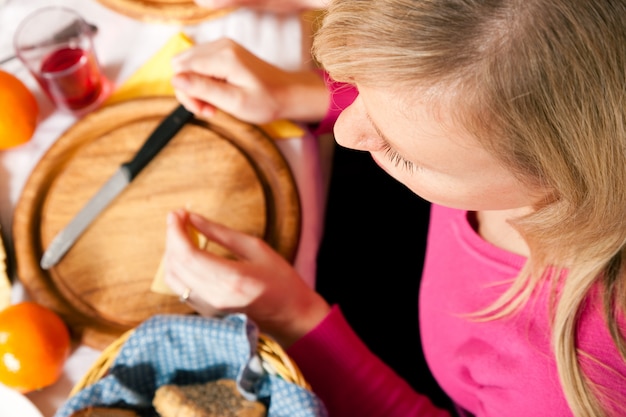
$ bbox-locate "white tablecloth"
[0,1,330,415]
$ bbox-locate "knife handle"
[122,104,194,179]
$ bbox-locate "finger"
[165,210,232,274]
[164,266,224,317]
[164,211,252,310]
[163,230,222,307]
[164,238,246,312]
[162,266,188,300]
[171,39,244,81]
[166,210,273,297]
[174,39,271,92]
[166,209,201,257]
[172,72,247,117]
[174,284,220,316]
[173,90,201,115]
[161,258,203,308]
[174,90,217,119]
[185,211,273,262]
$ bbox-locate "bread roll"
[153,378,266,417]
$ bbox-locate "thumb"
[186,212,266,261]
[166,210,197,252]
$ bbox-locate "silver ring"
[179,288,191,303]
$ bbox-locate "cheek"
[371,154,539,211]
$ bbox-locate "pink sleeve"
[311,71,358,136]
[287,306,452,417]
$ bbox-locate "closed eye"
[366,111,418,173]
[381,142,417,173]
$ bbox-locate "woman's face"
[333,84,544,211]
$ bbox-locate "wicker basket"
[70,330,310,397]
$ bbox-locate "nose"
[333,97,385,153]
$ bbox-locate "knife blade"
[40,104,194,270]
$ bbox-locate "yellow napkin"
[106,32,304,139]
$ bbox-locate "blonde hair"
[313,0,626,415]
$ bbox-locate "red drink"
[39,47,103,111]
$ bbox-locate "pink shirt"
[288,78,626,416]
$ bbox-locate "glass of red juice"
[14,7,110,116]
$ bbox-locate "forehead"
[359,82,481,149]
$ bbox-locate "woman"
[167,1,626,415]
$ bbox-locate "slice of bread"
[153,378,266,417]
[69,406,140,417]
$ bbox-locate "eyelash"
[381,143,416,172]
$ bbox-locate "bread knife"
[40,104,194,270]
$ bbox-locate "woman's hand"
[171,38,328,124]
[163,209,331,347]
[194,0,328,14]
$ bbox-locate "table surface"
[0,1,331,415]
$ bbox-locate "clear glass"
[14,6,110,116]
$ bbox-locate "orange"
[0,70,39,149]
[0,301,71,393]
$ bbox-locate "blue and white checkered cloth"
[54,314,327,417]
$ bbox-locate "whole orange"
[0,70,39,149]
[0,301,71,393]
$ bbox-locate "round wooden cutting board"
[13,97,300,350]
[96,0,233,25]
